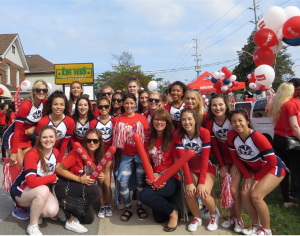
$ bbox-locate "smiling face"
[101,88,113,101]
[51,98,65,116]
[128,81,139,95]
[86,132,100,153]
[71,82,83,98]
[184,92,198,109]
[112,94,123,109]
[231,113,249,134]
[211,97,226,117]
[33,84,48,101]
[153,115,167,132]
[148,94,161,111]
[181,111,196,133]
[171,85,183,102]
[139,92,148,108]
[98,99,110,116]
[40,128,56,150]
[77,99,89,116]
[123,98,136,115]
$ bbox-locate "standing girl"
[127,77,140,112]
[68,81,83,115]
[110,92,124,118]
[137,90,149,115]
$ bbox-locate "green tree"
[233,31,295,92]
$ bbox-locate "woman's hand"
[230,164,239,178]
[219,166,228,178]
[9,153,17,166]
[81,174,95,185]
[244,178,254,191]
[25,126,35,136]
[197,184,209,199]
[97,172,105,184]
[251,180,258,191]
[154,176,166,189]
[186,184,196,198]
[52,176,58,184]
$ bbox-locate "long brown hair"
[69,81,83,114]
[177,108,200,140]
[206,94,232,121]
[82,129,105,165]
[148,109,173,153]
[34,126,57,173]
[42,90,70,117]
[72,97,94,131]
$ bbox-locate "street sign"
[55,63,94,84]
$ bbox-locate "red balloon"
[251,72,256,80]
[227,88,232,93]
[232,81,239,87]
[282,16,300,39]
[225,70,232,78]
[254,28,279,48]
[259,85,266,92]
[221,67,228,73]
[214,80,223,89]
[249,78,256,83]
[0,88,3,95]
[253,47,274,66]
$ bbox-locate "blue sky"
[1,0,300,85]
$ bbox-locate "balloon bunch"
[202,95,209,105]
[211,67,238,94]
[246,68,273,95]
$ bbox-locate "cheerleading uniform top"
[36,114,74,163]
[164,102,185,130]
[205,118,233,167]
[227,130,289,181]
[70,119,90,147]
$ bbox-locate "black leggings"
[273,134,300,202]
[54,179,100,224]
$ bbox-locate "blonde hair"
[148,91,163,109]
[31,80,48,101]
[101,86,114,94]
[184,90,205,126]
[268,82,294,124]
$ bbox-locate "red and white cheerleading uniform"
[173,128,216,185]
[205,118,233,168]
[164,103,185,130]
[4,99,46,152]
[10,148,58,202]
[89,116,113,152]
[36,114,74,163]
[227,130,288,181]
[111,112,122,118]
[142,112,152,125]
[112,113,149,156]
[70,119,90,148]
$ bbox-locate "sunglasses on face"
[35,88,48,94]
[112,98,122,103]
[98,105,110,110]
[86,138,100,144]
[101,92,112,96]
[148,98,160,103]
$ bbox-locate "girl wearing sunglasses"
[143,91,163,125]
[70,97,95,148]
[110,92,125,118]
[55,129,105,234]
[113,93,149,222]
[68,81,83,115]
[205,94,244,233]
[137,90,149,115]
[36,91,74,166]
[174,108,219,232]
[227,109,288,235]
[165,81,187,130]
[89,97,113,219]
[94,86,115,119]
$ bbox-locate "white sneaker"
[187,217,202,232]
[255,228,272,235]
[27,224,43,235]
[98,206,105,219]
[234,218,244,233]
[221,214,235,228]
[200,205,210,220]
[65,219,88,233]
[242,224,261,235]
[207,213,219,231]
[105,206,113,217]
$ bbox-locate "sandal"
[137,207,148,219]
[120,210,133,222]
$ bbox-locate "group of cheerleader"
[1,77,288,235]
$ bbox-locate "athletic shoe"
[255,228,272,235]
[200,205,210,220]
[12,207,29,220]
[221,214,235,228]
[65,219,88,233]
[234,218,244,233]
[105,206,113,217]
[27,224,43,235]
[207,213,219,231]
[98,206,105,219]
[242,224,261,235]
[187,217,202,232]
[117,202,124,210]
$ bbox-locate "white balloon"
[202,95,206,99]
[284,6,300,20]
[21,80,32,91]
[267,85,272,89]
[47,83,52,92]
[270,41,283,54]
[247,74,252,79]
[257,17,266,30]
[219,72,225,80]
[147,81,158,91]
[213,71,220,79]
[264,6,286,32]
[221,85,228,92]
[228,82,233,88]
[255,65,275,86]
[276,28,283,41]
[205,98,209,103]
[229,75,237,82]
[249,83,257,89]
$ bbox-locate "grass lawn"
[214,178,300,235]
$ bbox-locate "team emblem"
[56,130,63,138]
[185,142,200,152]
[238,145,252,155]
[216,129,229,138]
[100,127,112,135]
[32,110,42,119]
[77,127,88,135]
[174,111,181,119]
[47,163,54,173]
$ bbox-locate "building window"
[12,46,15,54]
[6,64,11,85]
[16,69,19,87]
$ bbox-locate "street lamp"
[237,50,253,57]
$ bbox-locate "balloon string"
[273,44,279,71]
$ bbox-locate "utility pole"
[194,39,202,78]
[253,0,259,31]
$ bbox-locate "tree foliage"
[232,31,295,92]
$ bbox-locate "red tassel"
[221,173,234,208]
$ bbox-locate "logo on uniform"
[238,145,252,155]
[216,129,229,138]
[77,127,88,135]
[56,130,63,138]
[47,163,54,172]
[100,127,112,135]
[32,110,42,119]
[185,142,200,152]
[174,111,181,119]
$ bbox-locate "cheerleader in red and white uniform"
[70,97,94,148]
[89,97,113,218]
[173,108,219,232]
[143,91,164,125]
[205,94,244,232]
[227,109,288,235]
[164,81,187,130]
[110,92,124,118]
[10,126,59,235]
[4,80,48,169]
[36,91,74,165]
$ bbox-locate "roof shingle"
[26,55,54,72]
